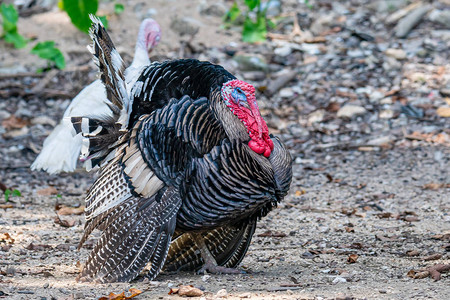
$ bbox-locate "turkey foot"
[190,232,246,275]
[197,263,245,275]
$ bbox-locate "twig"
[0,72,44,79]
[265,70,298,96]
[30,69,59,93]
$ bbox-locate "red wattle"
[248,139,264,154]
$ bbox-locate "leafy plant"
[0,4,27,48]
[61,0,107,33]
[114,3,125,15]
[224,0,275,43]
[4,189,21,202]
[31,41,66,70]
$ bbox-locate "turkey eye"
[232,88,247,105]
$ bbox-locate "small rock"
[199,2,227,17]
[347,49,365,58]
[300,43,321,55]
[369,90,385,102]
[337,105,367,118]
[332,276,347,284]
[380,97,393,104]
[385,48,407,60]
[0,110,11,122]
[216,289,228,297]
[274,45,293,57]
[242,71,266,81]
[74,292,84,299]
[366,136,393,146]
[310,14,335,35]
[439,88,450,97]
[233,54,268,72]
[201,274,210,282]
[429,9,450,29]
[31,116,56,127]
[431,30,450,41]
[239,292,251,298]
[383,56,402,71]
[170,17,201,37]
[379,109,394,119]
[307,109,325,124]
[261,0,281,17]
[279,87,294,98]
[43,283,49,289]
[379,290,387,294]
[395,5,431,38]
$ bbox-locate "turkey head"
[221,79,274,157]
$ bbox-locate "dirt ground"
[1,0,449,299]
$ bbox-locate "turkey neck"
[130,38,150,70]
[209,89,249,142]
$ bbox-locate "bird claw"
[197,264,246,275]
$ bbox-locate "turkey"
[30,18,162,174]
[74,16,292,283]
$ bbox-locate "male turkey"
[74,16,292,283]
[31,18,161,174]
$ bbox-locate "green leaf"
[11,189,21,197]
[4,189,21,202]
[114,3,124,14]
[4,31,27,48]
[267,18,276,29]
[62,0,98,33]
[31,41,66,69]
[244,0,260,11]
[4,189,11,202]
[98,15,108,29]
[224,1,241,23]
[0,4,19,33]
[242,16,266,43]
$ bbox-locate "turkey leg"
[190,232,245,274]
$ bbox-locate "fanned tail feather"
[70,116,122,170]
[31,123,82,174]
[77,187,181,283]
[87,14,131,129]
[70,16,134,170]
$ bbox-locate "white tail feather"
[31,123,83,174]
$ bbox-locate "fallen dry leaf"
[347,254,358,263]
[56,205,85,215]
[37,186,58,196]
[406,250,420,257]
[98,288,142,300]
[0,204,14,209]
[295,189,306,196]
[257,230,287,238]
[26,243,52,251]
[169,285,203,297]
[436,107,450,117]
[407,264,450,281]
[376,234,400,242]
[424,253,442,261]
[344,226,355,233]
[54,216,76,228]
[423,183,446,190]
[431,233,450,241]
[377,212,393,219]
[0,233,15,244]
[1,115,29,130]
